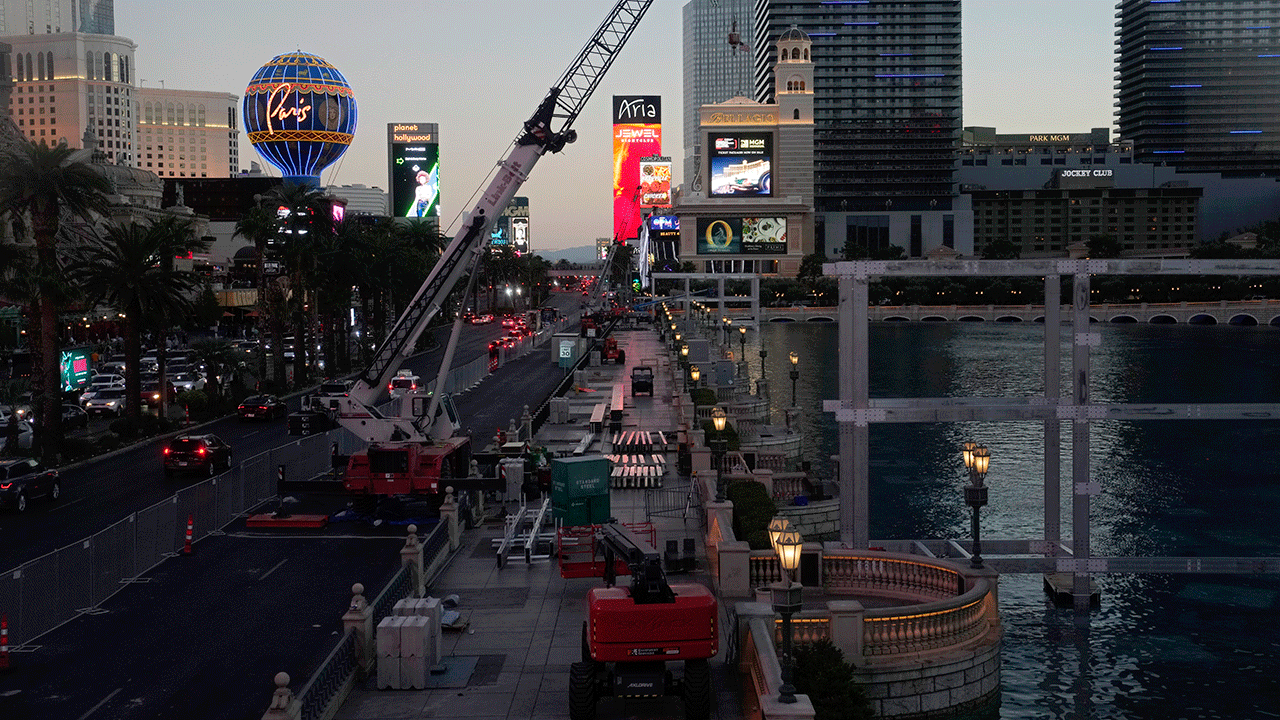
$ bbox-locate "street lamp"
[722,316,731,345]
[711,406,728,502]
[768,517,791,554]
[681,344,689,360]
[771,528,803,704]
[739,325,747,358]
[759,348,768,378]
[961,442,990,569]
[789,352,800,407]
[689,365,700,392]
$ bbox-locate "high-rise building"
[135,87,239,178]
[752,1,967,258]
[0,0,113,36]
[681,0,755,191]
[1115,0,1280,177]
[0,33,136,163]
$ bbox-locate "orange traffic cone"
[1,614,10,670]
[182,514,194,556]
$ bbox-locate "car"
[237,394,287,420]
[140,381,176,408]
[317,379,354,397]
[0,419,34,452]
[163,434,232,478]
[388,370,420,398]
[0,458,60,512]
[80,376,126,407]
[84,387,128,416]
[233,339,259,355]
[170,372,206,393]
[100,354,127,375]
[501,317,517,329]
[630,365,654,397]
[61,404,89,430]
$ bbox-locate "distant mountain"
[533,245,600,264]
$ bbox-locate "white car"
[84,387,128,417]
[80,377,126,407]
[0,419,35,451]
[388,371,420,398]
[170,372,206,393]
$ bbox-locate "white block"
[400,615,428,658]
[400,653,427,689]
[421,598,443,664]
[411,598,430,616]
[377,655,401,690]
[393,598,413,617]
[376,616,404,658]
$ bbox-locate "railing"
[861,580,992,657]
[0,430,341,647]
[822,553,965,601]
[296,628,359,720]
[370,564,412,625]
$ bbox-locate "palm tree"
[66,220,204,425]
[233,204,282,386]
[0,140,112,461]
[149,215,208,418]
[188,338,236,410]
[260,183,332,387]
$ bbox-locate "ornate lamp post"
[738,325,747,359]
[759,347,768,378]
[768,517,791,554]
[722,316,731,345]
[689,365,700,393]
[681,344,689,362]
[961,442,990,568]
[711,405,728,502]
[771,528,803,704]
[788,352,800,407]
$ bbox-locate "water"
[739,321,1280,719]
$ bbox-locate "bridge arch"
[921,315,948,322]
[1229,314,1259,326]
[1271,316,1280,327]
[1109,315,1138,324]
[768,317,797,323]
[807,316,836,322]
[1188,314,1217,325]
[1149,315,1177,324]
[995,315,1023,323]
[885,316,910,322]
[958,315,984,322]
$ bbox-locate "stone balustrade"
[822,551,965,602]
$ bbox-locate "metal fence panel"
[58,541,93,619]
[16,554,65,647]
[90,516,132,607]
[0,568,20,645]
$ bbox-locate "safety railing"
[296,627,359,720]
[0,430,340,647]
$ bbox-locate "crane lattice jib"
[537,0,654,139]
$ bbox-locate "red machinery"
[566,524,717,720]
[600,337,626,365]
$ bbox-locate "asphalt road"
[0,291,589,720]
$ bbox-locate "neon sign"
[265,84,312,133]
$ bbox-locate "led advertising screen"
[639,158,672,208]
[708,132,773,198]
[61,347,92,392]
[489,216,511,249]
[387,123,440,219]
[696,217,787,255]
[512,217,529,256]
[613,95,662,242]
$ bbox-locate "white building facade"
[134,86,239,178]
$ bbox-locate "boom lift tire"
[569,661,599,720]
[615,349,625,365]
[683,658,712,720]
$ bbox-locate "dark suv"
[0,458,60,512]
[163,434,233,478]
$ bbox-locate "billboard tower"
[388,123,441,219]
[612,95,662,243]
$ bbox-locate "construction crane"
[334,0,655,503]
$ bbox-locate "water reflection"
[741,321,1280,718]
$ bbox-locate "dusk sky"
[118,0,1117,251]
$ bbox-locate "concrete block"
[921,689,954,713]
[422,597,443,664]
[401,654,427,689]
[933,669,967,690]
[392,598,413,617]
[376,616,404,658]
[879,695,922,715]
[401,616,429,658]
[377,656,401,690]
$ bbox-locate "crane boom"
[335,0,654,444]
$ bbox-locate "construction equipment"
[332,0,655,502]
[600,337,625,365]
[567,523,717,720]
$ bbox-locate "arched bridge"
[762,300,1280,326]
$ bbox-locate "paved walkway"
[336,325,744,720]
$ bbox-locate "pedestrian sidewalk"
[335,325,743,720]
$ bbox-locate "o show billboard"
[388,123,440,218]
[613,95,662,242]
[696,217,787,255]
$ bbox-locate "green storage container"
[553,494,611,527]
[551,456,610,502]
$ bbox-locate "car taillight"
[163,447,171,455]
[388,383,393,391]
[411,384,417,390]
[197,447,206,456]
[0,482,11,490]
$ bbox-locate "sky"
[117,0,1118,251]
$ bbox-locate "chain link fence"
[0,430,341,648]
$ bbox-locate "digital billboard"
[708,132,773,198]
[492,197,529,256]
[696,217,787,255]
[489,216,511,249]
[387,123,440,219]
[613,95,662,242]
[61,347,92,392]
[639,157,672,208]
[512,217,529,255]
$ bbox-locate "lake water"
[743,321,1280,719]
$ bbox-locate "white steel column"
[1071,269,1094,610]
[1043,275,1061,550]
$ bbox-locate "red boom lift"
[567,523,717,720]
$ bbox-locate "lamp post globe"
[788,352,800,408]
[711,406,728,502]
[960,443,990,568]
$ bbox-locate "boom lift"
[336,0,655,501]
[569,523,717,720]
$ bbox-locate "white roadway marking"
[47,497,87,513]
[76,687,122,720]
[258,557,288,582]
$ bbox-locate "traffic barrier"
[182,514,194,556]
[1,614,9,669]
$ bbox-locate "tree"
[1086,233,1124,259]
[67,220,204,425]
[791,639,875,720]
[0,140,112,461]
[188,338,235,409]
[233,204,282,385]
[796,252,827,290]
[980,237,1021,260]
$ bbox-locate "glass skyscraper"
[682,0,756,191]
[752,0,962,216]
[0,1,113,36]
[1115,0,1280,177]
